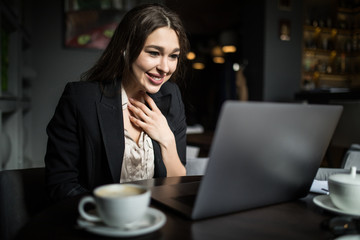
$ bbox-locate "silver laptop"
[151,101,343,220]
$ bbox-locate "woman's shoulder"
[148,82,181,103]
[63,81,98,90]
[157,81,180,95]
[60,81,102,99]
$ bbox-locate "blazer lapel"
[149,91,172,177]
[150,93,171,122]
[152,93,179,133]
[96,88,124,183]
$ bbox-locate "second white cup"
[328,166,360,214]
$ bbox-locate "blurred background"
[1,0,360,170]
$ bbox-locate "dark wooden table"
[16,176,338,240]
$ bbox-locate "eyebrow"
[145,45,180,53]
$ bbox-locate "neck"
[122,80,144,101]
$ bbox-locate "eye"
[148,51,159,57]
[170,54,179,60]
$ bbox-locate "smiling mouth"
[146,73,165,85]
[152,76,163,81]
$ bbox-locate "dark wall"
[240,1,265,101]
[30,0,101,166]
[263,0,303,101]
[167,0,266,129]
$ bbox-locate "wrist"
[159,131,176,150]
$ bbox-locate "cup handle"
[78,196,102,222]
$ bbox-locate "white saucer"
[77,207,166,237]
[313,195,360,217]
[335,235,360,240]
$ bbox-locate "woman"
[45,3,189,201]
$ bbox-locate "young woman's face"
[130,27,180,94]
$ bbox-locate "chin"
[145,82,166,94]
[146,87,162,94]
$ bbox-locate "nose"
[157,57,170,75]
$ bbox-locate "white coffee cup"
[328,166,360,214]
[78,184,150,228]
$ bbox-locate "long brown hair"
[80,3,189,88]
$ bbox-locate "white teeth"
[147,73,163,81]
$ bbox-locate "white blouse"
[120,87,154,183]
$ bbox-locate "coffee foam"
[96,185,145,198]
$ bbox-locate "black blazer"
[45,81,187,201]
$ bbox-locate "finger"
[128,101,150,121]
[143,94,160,112]
[129,115,140,127]
[128,98,153,116]
[129,115,146,129]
